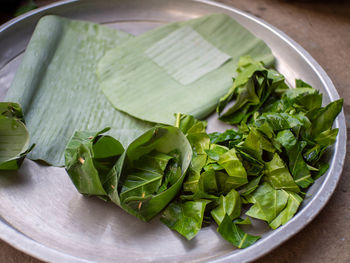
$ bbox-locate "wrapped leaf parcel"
[97,13,274,124]
[65,126,192,221]
[0,102,33,170]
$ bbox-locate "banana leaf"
[0,102,33,170]
[0,102,24,120]
[5,15,152,166]
[97,13,274,124]
[65,128,124,196]
[105,125,192,221]
[119,151,179,201]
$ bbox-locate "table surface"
[0,0,349,262]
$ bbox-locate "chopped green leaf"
[269,191,302,229]
[160,200,208,240]
[211,189,241,225]
[217,148,248,188]
[217,214,260,248]
[246,182,289,223]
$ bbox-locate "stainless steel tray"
[0,0,346,262]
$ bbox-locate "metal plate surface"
[0,0,346,262]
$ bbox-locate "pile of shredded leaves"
[64,57,343,248]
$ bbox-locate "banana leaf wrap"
[64,127,125,197]
[65,125,192,222]
[106,125,192,221]
[0,102,34,170]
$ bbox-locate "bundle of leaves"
[65,126,192,222]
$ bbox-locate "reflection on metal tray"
[0,0,346,262]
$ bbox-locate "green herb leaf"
[269,191,302,229]
[161,200,208,240]
[217,148,248,188]
[264,153,300,192]
[245,182,289,223]
[211,189,241,225]
[217,214,260,248]
[309,99,343,138]
[276,130,313,188]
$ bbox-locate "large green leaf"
[97,14,274,124]
[160,200,208,240]
[5,15,152,166]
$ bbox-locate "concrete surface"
[0,0,349,262]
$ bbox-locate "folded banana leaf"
[65,128,124,197]
[5,15,152,166]
[0,102,33,170]
[97,13,274,124]
[65,125,192,222]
